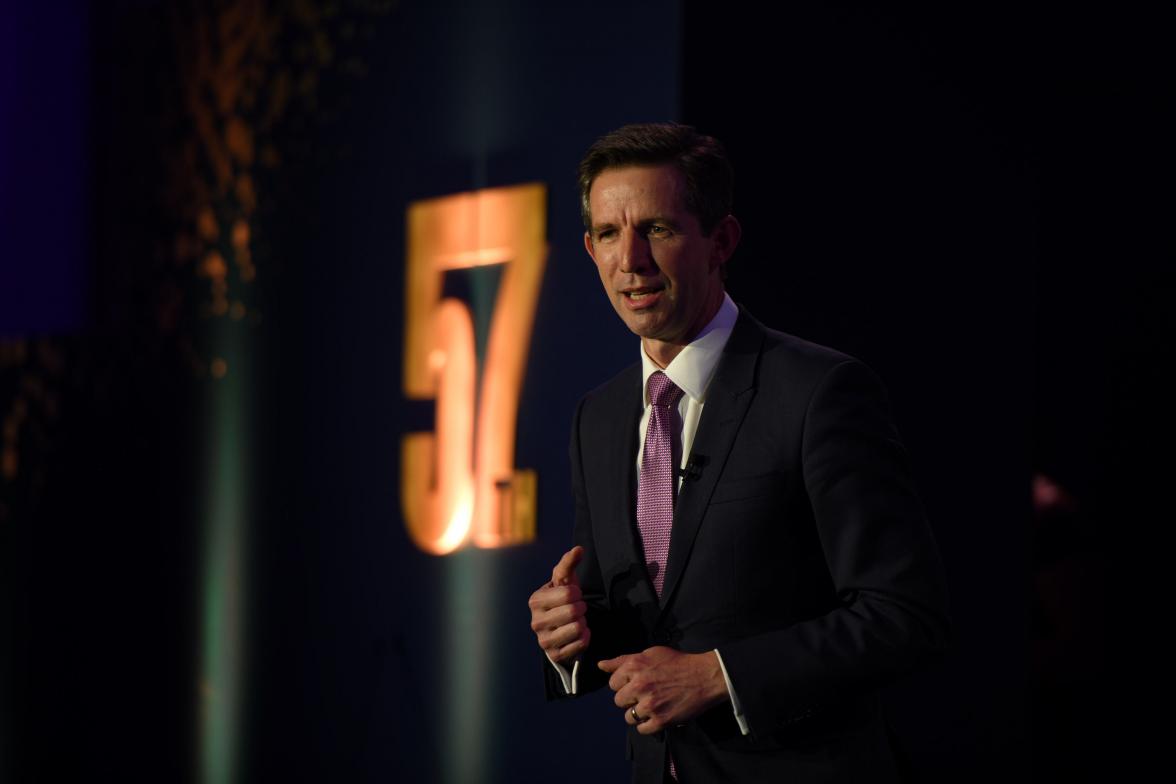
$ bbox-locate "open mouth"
[623,287,663,301]
[621,286,665,310]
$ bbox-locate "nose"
[617,229,654,275]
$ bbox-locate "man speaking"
[528,123,949,782]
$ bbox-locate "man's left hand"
[598,646,728,734]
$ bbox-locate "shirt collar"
[641,292,739,406]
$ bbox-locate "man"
[528,123,949,783]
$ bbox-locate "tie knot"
[647,371,685,409]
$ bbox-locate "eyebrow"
[590,216,680,235]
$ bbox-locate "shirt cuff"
[714,648,750,736]
[545,652,579,695]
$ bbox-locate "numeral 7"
[401,183,546,554]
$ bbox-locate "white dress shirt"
[549,293,750,735]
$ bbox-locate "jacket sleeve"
[543,395,638,700]
[716,359,951,736]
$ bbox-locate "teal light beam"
[440,254,505,784]
[198,321,250,784]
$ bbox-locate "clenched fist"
[529,546,590,663]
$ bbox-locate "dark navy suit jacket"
[546,307,950,783]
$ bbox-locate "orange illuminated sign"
[401,183,546,554]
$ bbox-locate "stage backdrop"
[17,0,1153,781]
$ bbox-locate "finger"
[551,546,584,587]
[539,618,587,653]
[601,658,636,694]
[537,601,587,635]
[528,584,582,613]
[546,640,583,664]
[597,654,624,674]
[635,714,665,735]
[540,598,586,624]
[553,626,590,660]
[609,666,640,696]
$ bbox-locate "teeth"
[626,290,657,299]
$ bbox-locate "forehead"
[588,164,688,220]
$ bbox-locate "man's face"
[584,164,736,363]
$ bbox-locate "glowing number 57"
[401,183,546,554]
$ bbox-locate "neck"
[641,339,680,369]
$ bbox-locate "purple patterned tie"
[639,372,686,781]
[638,371,685,598]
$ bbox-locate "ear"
[709,214,742,268]
[583,231,597,263]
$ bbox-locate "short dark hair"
[578,123,734,235]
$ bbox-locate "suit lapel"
[658,310,763,616]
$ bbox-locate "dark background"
[4,1,1164,781]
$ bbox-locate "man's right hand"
[528,545,590,664]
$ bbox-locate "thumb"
[552,545,584,587]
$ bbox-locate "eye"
[647,225,669,237]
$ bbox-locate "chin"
[621,315,663,339]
